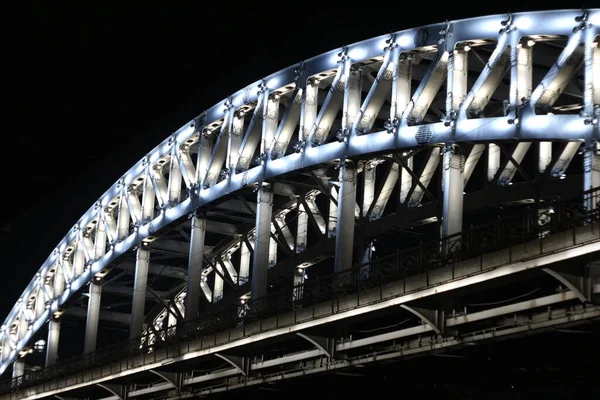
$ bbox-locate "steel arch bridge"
[2,8,600,398]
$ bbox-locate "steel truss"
[1,187,599,397]
[0,9,599,395]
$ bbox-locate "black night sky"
[0,1,595,345]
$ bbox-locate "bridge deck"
[6,220,599,399]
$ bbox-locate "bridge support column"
[362,162,375,217]
[185,215,206,321]
[251,184,273,300]
[83,281,102,354]
[45,317,60,367]
[129,246,150,340]
[583,144,600,211]
[239,241,251,285]
[12,359,24,379]
[442,145,464,252]
[328,186,338,238]
[334,160,356,272]
[357,240,374,279]
[268,225,278,267]
[296,202,308,253]
[293,267,305,302]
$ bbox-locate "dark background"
[0,3,594,324]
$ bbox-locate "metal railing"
[2,187,599,393]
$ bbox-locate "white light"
[397,34,412,48]
[348,46,367,61]
[463,44,471,52]
[515,17,532,30]
[526,39,535,47]
[590,12,600,25]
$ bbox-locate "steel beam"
[141,168,155,222]
[167,151,182,204]
[239,241,251,286]
[308,63,345,145]
[391,52,412,120]
[45,318,60,367]
[407,149,439,207]
[551,142,581,178]
[215,353,246,375]
[498,142,532,186]
[204,110,232,188]
[213,263,224,303]
[362,161,376,217]
[370,162,398,220]
[583,144,600,211]
[300,80,318,142]
[462,37,510,116]
[251,185,273,299]
[296,203,308,253]
[334,160,356,272]
[129,247,150,340]
[271,88,302,158]
[296,332,332,357]
[12,359,24,380]
[463,144,484,187]
[542,268,591,303]
[356,56,393,133]
[228,112,244,172]
[83,282,102,354]
[185,216,206,321]
[405,50,448,125]
[400,305,442,335]
[442,145,465,243]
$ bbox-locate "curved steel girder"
[542,268,590,303]
[149,369,178,389]
[214,353,246,376]
[96,383,123,400]
[296,332,331,358]
[400,305,441,335]
[2,9,599,376]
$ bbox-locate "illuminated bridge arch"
[1,8,599,383]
